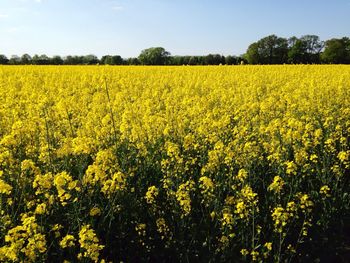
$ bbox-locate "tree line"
[0,50,245,66]
[245,35,350,64]
[0,34,349,65]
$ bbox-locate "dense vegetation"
[0,65,349,262]
[1,35,349,65]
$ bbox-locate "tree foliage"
[138,47,170,65]
[0,35,349,65]
[245,35,289,64]
[321,37,350,64]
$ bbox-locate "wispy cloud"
[0,14,9,19]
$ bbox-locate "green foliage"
[322,37,350,64]
[138,47,170,65]
[245,35,288,64]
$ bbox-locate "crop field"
[0,65,349,262]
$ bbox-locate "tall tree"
[138,47,170,65]
[0,54,9,64]
[102,55,124,65]
[245,35,288,64]
[51,55,64,65]
[82,54,99,65]
[21,54,32,64]
[321,37,350,64]
[288,39,308,63]
[299,35,324,63]
[225,55,238,65]
[9,55,21,65]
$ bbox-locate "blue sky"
[0,0,349,58]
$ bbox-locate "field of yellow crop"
[0,65,349,262]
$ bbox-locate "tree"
[31,54,50,65]
[245,35,288,64]
[0,54,9,64]
[321,37,350,64]
[245,42,260,64]
[82,54,99,65]
[101,55,124,65]
[9,55,21,65]
[288,39,308,63]
[299,35,324,63]
[225,55,238,65]
[64,55,83,65]
[51,55,64,65]
[125,57,140,65]
[301,35,324,54]
[188,56,199,65]
[287,35,324,64]
[21,54,32,64]
[138,47,170,65]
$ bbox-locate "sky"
[0,0,349,58]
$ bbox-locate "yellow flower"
[240,248,249,256]
[53,171,79,206]
[285,161,297,175]
[156,218,170,240]
[268,175,284,193]
[298,193,313,213]
[251,250,259,261]
[236,169,248,182]
[79,224,104,262]
[319,185,331,198]
[264,242,272,251]
[89,207,101,217]
[175,180,194,217]
[60,234,75,248]
[135,223,147,237]
[0,179,12,195]
[145,186,159,205]
[222,212,234,228]
[34,203,47,215]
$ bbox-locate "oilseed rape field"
[0,65,349,262]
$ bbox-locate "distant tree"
[39,54,50,65]
[101,55,123,65]
[100,55,110,65]
[31,54,40,65]
[111,55,123,65]
[125,57,140,65]
[244,42,260,64]
[31,54,50,65]
[64,55,84,65]
[21,54,32,64]
[169,56,182,65]
[82,54,99,65]
[51,55,64,65]
[245,35,288,64]
[299,35,324,63]
[9,55,21,65]
[237,56,247,65]
[182,56,191,65]
[288,39,308,63]
[209,54,225,65]
[225,55,237,65]
[197,56,206,65]
[204,54,215,65]
[321,37,350,64]
[138,47,170,65]
[188,56,199,65]
[0,54,9,64]
[287,36,299,48]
